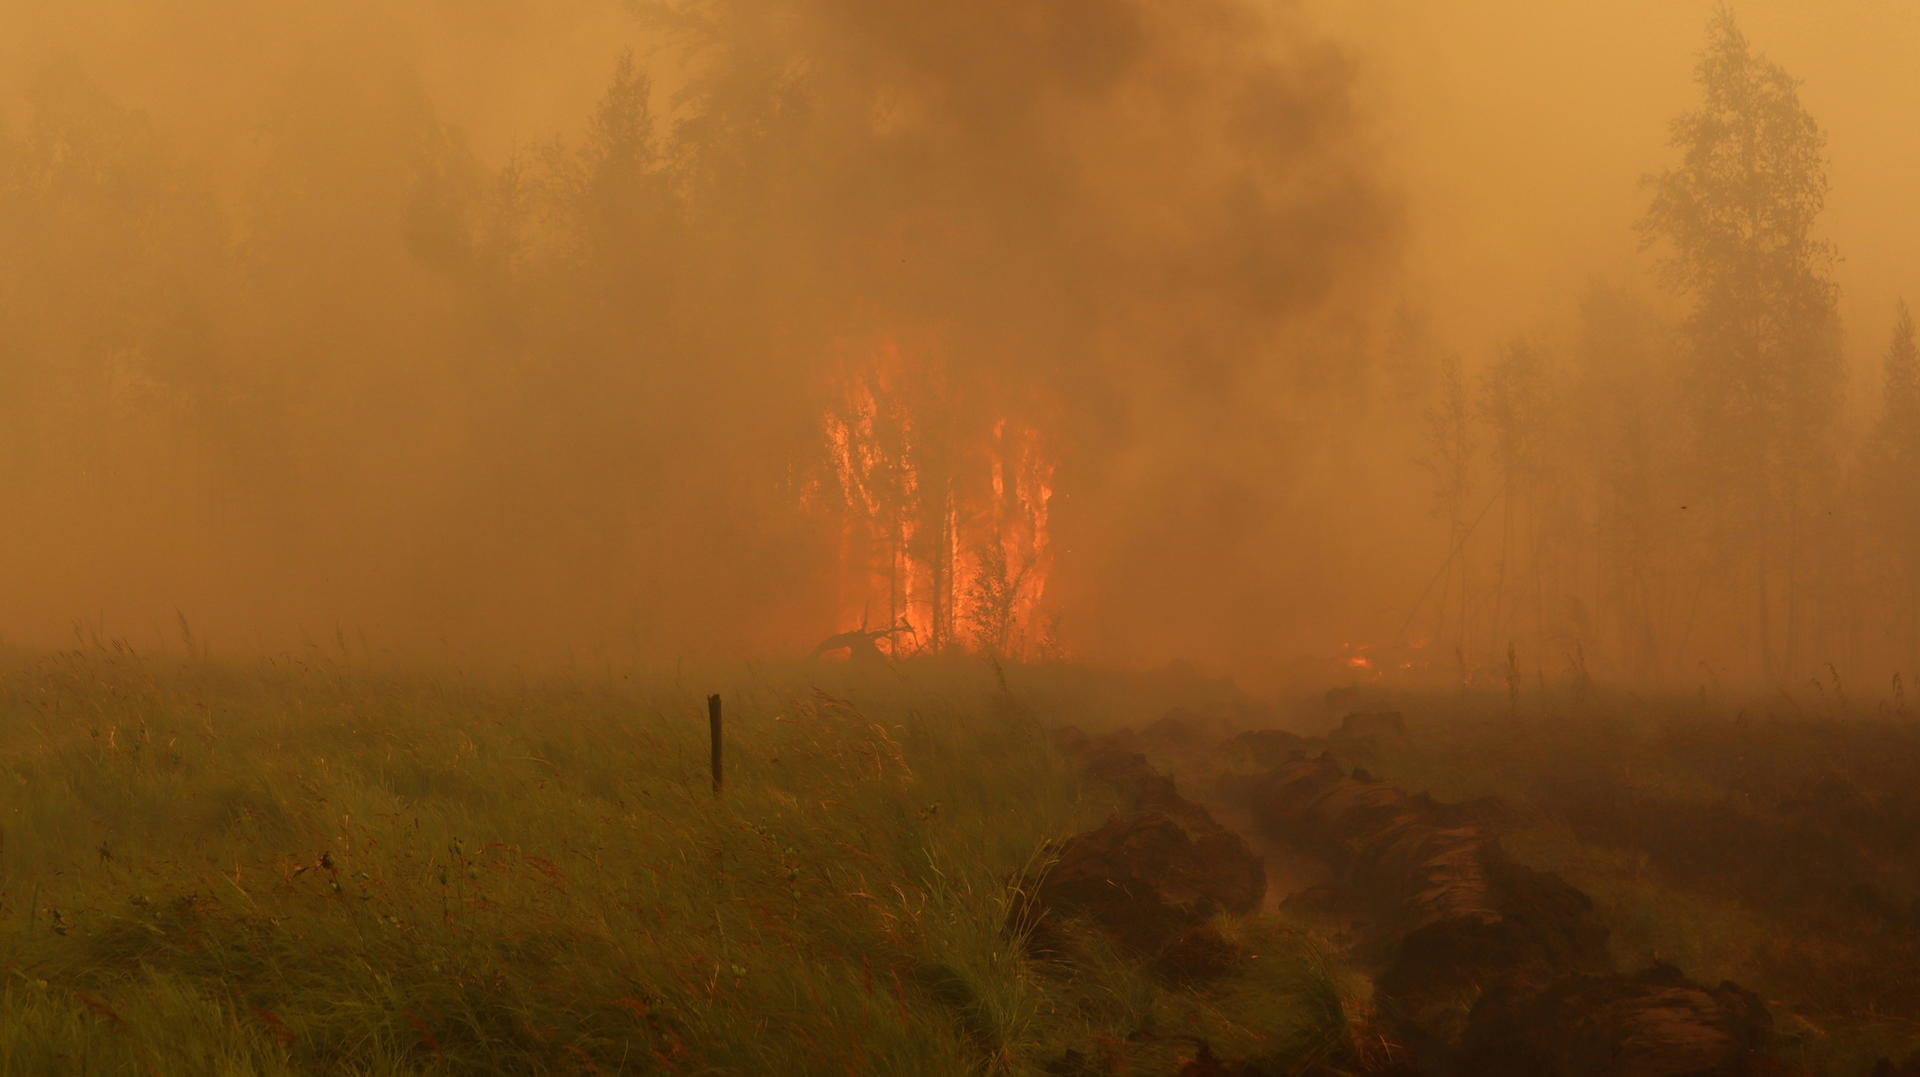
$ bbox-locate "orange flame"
[819,338,1056,658]
[1342,641,1374,671]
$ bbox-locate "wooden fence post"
[707,693,723,795]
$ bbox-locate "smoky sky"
[0,0,1409,673]
[11,0,1911,685]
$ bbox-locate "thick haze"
[1305,0,1920,373]
[2,1,1917,689]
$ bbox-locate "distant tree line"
[0,3,1914,689]
[1400,7,1919,692]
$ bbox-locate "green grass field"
[6,647,1919,1074]
[0,649,1354,1075]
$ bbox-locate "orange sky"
[1306,0,1920,381]
[0,0,1912,675]
[9,1,1909,369]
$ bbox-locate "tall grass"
[0,651,1088,1072]
[0,650,1346,1074]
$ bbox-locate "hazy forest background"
[2,0,1919,696]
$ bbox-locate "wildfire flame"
[818,338,1056,658]
[1342,641,1374,671]
[1340,638,1428,675]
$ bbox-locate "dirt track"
[1043,713,1787,1075]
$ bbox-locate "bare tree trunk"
[888,504,902,653]
[1493,485,1513,649]
[1896,564,1912,679]
[930,489,948,652]
[1758,513,1775,685]
[1783,480,1803,681]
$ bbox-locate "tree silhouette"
[1419,352,1476,657]
[1573,286,1672,678]
[1861,304,1920,670]
[1643,5,1842,682]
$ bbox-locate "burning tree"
[816,338,1056,659]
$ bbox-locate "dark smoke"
[0,0,1403,672]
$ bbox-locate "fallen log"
[1014,733,1265,980]
[1458,962,1773,1077]
[1245,750,1776,1073]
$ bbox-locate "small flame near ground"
[1341,637,1433,676]
[814,338,1057,659]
